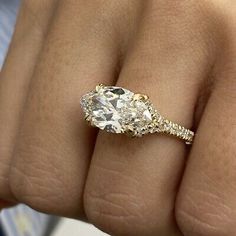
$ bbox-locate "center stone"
[80,86,153,135]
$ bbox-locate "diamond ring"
[80,84,194,144]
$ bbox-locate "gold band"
[155,116,194,144]
[81,85,194,144]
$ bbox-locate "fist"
[0,1,236,235]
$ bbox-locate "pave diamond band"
[81,85,194,144]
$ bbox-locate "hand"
[0,1,235,235]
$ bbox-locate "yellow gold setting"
[81,85,194,144]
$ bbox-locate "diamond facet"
[80,86,153,136]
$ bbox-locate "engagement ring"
[81,85,194,144]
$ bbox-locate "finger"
[9,0,122,218]
[0,0,58,200]
[176,21,236,236]
[84,2,218,235]
[0,199,16,210]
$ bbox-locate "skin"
[0,0,235,235]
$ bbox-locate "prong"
[133,93,149,101]
[95,84,105,92]
[124,125,136,138]
[85,115,96,127]
[84,114,91,123]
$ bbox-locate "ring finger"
[84,2,218,235]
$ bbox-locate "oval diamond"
[80,86,153,136]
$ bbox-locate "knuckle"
[10,148,56,202]
[176,188,236,236]
[84,189,148,235]
[84,163,177,235]
[9,141,78,216]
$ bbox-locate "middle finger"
[0,0,58,200]
[9,0,122,217]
